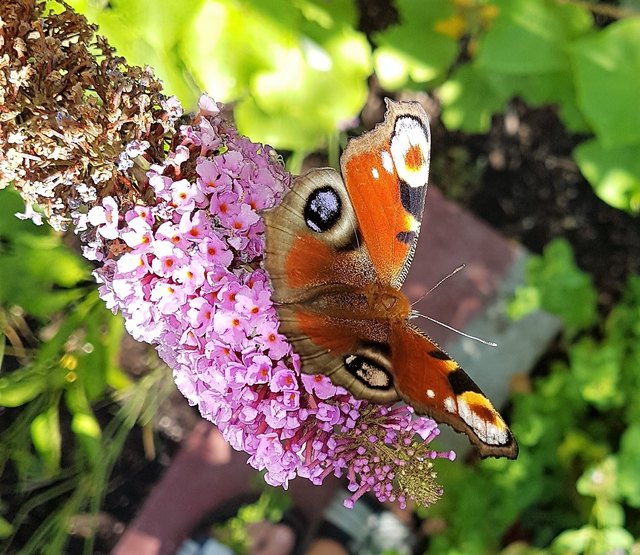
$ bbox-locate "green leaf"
[576,457,619,500]
[510,238,597,334]
[593,499,625,529]
[373,0,457,90]
[30,404,62,474]
[598,527,634,553]
[574,138,640,214]
[569,338,624,410]
[74,305,113,402]
[0,190,90,319]
[236,29,371,150]
[0,516,13,540]
[507,285,541,320]
[439,63,508,133]
[571,18,640,149]
[71,413,103,469]
[551,526,595,554]
[182,0,371,151]
[0,366,48,407]
[64,379,103,468]
[67,0,204,107]
[486,71,589,133]
[476,0,591,74]
[618,424,640,507]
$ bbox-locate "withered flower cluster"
[0,0,180,230]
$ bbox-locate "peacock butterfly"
[262,99,517,459]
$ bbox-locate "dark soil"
[434,100,640,310]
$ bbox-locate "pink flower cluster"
[85,95,453,507]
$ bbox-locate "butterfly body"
[263,99,518,459]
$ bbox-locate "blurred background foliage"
[62,0,640,212]
[2,0,640,553]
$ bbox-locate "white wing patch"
[457,396,510,446]
[371,167,380,180]
[444,396,456,413]
[390,116,430,189]
[381,150,394,174]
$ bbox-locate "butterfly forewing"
[341,99,431,289]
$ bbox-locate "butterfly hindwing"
[390,322,518,458]
[276,304,400,404]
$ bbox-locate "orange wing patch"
[284,235,336,289]
[405,144,425,171]
[343,150,411,283]
[391,323,518,458]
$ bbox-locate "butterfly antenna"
[411,263,466,307]
[411,311,498,347]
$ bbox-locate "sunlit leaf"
[30,404,61,474]
[618,424,640,507]
[569,339,624,410]
[0,516,13,540]
[476,0,591,74]
[487,71,589,133]
[574,138,640,214]
[0,366,48,407]
[439,63,508,133]
[509,238,598,335]
[373,0,456,90]
[571,18,640,149]
[551,526,595,554]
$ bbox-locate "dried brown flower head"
[0,0,181,230]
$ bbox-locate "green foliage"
[66,0,371,157]
[375,0,638,213]
[508,238,598,336]
[424,242,640,554]
[0,188,173,553]
[64,0,640,212]
[372,0,457,90]
[212,490,291,554]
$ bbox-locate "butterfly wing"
[391,322,518,458]
[263,100,517,459]
[263,168,400,403]
[275,304,400,404]
[341,99,431,289]
[263,168,376,304]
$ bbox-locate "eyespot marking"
[344,354,393,390]
[304,186,342,233]
[456,393,510,446]
[390,115,430,188]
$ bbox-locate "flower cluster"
[87,95,454,507]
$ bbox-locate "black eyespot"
[304,186,341,233]
[344,355,393,390]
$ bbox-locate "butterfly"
[263,99,517,459]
